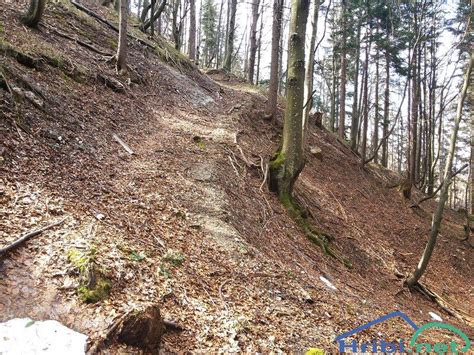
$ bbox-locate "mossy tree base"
[269,151,352,268]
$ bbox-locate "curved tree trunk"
[264,0,284,119]
[22,0,46,27]
[116,0,129,71]
[140,0,167,32]
[269,0,310,201]
[406,53,473,287]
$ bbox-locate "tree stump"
[117,305,164,351]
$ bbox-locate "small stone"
[310,146,323,161]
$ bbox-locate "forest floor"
[0,0,473,353]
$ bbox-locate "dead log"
[41,24,113,56]
[96,74,125,93]
[0,219,66,256]
[69,0,156,50]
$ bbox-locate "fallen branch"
[69,0,156,50]
[113,134,134,154]
[0,219,66,256]
[259,155,267,192]
[413,282,473,327]
[41,23,113,56]
[97,74,125,93]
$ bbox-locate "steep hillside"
[1,1,472,352]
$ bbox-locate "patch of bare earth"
[1,0,472,352]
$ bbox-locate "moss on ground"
[68,247,112,303]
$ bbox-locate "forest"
[0,0,472,353]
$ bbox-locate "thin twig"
[0,218,66,256]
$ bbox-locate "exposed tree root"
[410,281,474,328]
[0,42,43,69]
[41,23,113,57]
[281,195,352,268]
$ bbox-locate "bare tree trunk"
[248,0,261,83]
[22,0,46,27]
[406,54,473,287]
[188,0,196,60]
[360,23,371,165]
[141,0,167,32]
[303,0,320,125]
[216,0,224,68]
[350,22,361,151]
[117,0,129,71]
[269,0,310,201]
[256,9,264,84]
[372,40,380,163]
[223,0,237,72]
[381,52,390,167]
[150,0,156,36]
[338,0,347,139]
[402,11,419,199]
[264,0,284,119]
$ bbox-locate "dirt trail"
[1,0,473,352]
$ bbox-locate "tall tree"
[303,0,320,126]
[117,0,129,71]
[338,0,347,139]
[350,19,361,151]
[188,0,196,60]
[406,54,473,287]
[247,0,261,83]
[269,0,310,202]
[264,0,284,119]
[201,0,217,67]
[223,0,237,72]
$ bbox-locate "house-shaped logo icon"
[335,310,418,353]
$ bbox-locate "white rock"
[320,275,337,290]
[0,318,88,354]
[429,311,443,322]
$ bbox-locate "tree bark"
[223,0,237,72]
[360,21,371,165]
[150,0,156,36]
[303,0,320,126]
[264,0,284,119]
[188,0,196,60]
[140,0,167,32]
[372,39,380,163]
[350,22,361,151]
[269,0,310,201]
[406,54,473,287]
[248,0,261,83]
[381,52,390,167]
[22,0,46,27]
[216,0,224,68]
[116,0,129,71]
[338,0,347,139]
[402,11,419,199]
